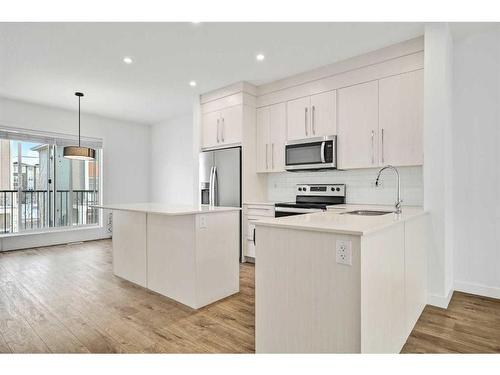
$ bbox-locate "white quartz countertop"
[255,204,426,236]
[94,203,241,216]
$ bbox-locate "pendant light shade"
[63,92,96,161]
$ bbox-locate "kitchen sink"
[342,210,394,216]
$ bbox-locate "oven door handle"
[275,207,324,214]
[320,141,326,163]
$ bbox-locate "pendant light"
[63,92,96,160]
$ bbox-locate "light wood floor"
[1,239,499,353]
[402,291,500,353]
[0,240,254,353]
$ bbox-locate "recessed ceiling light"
[256,54,265,61]
[192,21,200,24]
[123,56,133,64]
[189,81,197,87]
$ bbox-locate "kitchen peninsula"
[255,205,428,353]
[96,203,241,309]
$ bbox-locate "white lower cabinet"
[242,203,274,260]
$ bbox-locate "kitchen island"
[254,204,428,353]
[96,203,241,309]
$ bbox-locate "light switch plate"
[199,215,207,229]
[336,239,352,266]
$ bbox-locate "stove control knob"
[298,187,302,191]
[336,187,340,192]
[331,187,335,191]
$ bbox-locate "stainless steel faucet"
[375,165,403,214]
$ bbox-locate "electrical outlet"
[336,239,352,266]
[199,215,207,229]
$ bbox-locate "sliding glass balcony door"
[0,137,101,234]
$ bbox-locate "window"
[0,129,102,234]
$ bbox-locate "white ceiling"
[0,22,429,125]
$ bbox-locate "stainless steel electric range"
[274,184,346,217]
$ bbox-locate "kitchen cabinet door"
[337,81,379,169]
[220,105,243,145]
[201,111,220,149]
[379,70,424,166]
[256,107,270,172]
[310,90,337,137]
[286,96,310,141]
[269,103,287,172]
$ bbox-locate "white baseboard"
[0,227,111,252]
[454,280,500,300]
[427,288,454,309]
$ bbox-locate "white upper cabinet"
[269,103,286,172]
[220,105,243,145]
[310,91,337,138]
[201,105,243,149]
[337,81,379,169]
[201,111,221,149]
[378,70,424,166]
[286,91,337,141]
[256,103,286,173]
[256,107,270,172]
[286,96,310,141]
[337,70,424,169]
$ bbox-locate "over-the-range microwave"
[285,135,337,171]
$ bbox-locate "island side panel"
[360,222,406,353]
[256,226,361,353]
[112,210,147,287]
[147,213,197,308]
[404,214,428,337]
[195,211,240,308]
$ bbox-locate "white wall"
[452,27,500,299]
[267,167,423,206]
[0,96,151,250]
[150,113,196,204]
[423,24,455,307]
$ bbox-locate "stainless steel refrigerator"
[199,146,242,258]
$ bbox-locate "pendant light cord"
[78,95,81,147]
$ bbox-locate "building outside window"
[0,132,102,234]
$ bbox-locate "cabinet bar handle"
[312,105,316,135]
[271,143,275,169]
[221,118,225,142]
[265,143,269,169]
[305,107,308,136]
[381,128,385,164]
[216,119,220,143]
[371,130,375,164]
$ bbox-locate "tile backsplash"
[267,166,423,206]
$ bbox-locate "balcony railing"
[0,189,99,234]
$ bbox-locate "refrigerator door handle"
[209,166,214,206]
[213,166,219,206]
